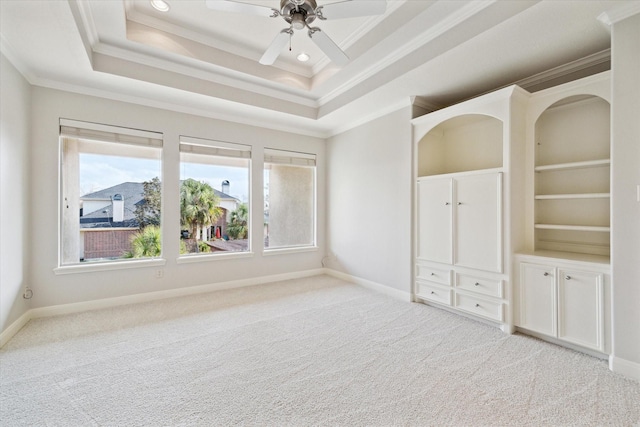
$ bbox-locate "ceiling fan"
[205,0,387,66]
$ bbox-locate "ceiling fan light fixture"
[150,0,170,12]
[291,12,306,30]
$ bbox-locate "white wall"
[27,86,325,309]
[0,53,31,333]
[610,11,640,374]
[326,107,412,293]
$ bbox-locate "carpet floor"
[1,275,639,426]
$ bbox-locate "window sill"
[263,246,318,256]
[176,251,254,264]
[54,258,166,275]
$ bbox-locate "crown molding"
[514,49,610,92]
[597,1,640,26]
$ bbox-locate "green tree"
[123,225,161,258]
[134,177,161,228]
[180,178,222,241]
[227,203,248,239]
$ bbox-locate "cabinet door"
[417,178,452,264]
[557,269,603,351]
[454,173,502,272]
[519,263,556,336]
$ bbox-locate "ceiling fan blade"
[308,28,349,66]
[259,29,292,65]
[205,0,278,18]
[317,0,387,20]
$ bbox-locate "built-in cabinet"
[515,71,612,355]
[412,71,612,355]
[412,86,528,332]
[516,254,608,353]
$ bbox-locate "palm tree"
[180,178,222,241]
[123,225,161,258]
[227,203,248,239]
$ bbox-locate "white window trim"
[262,246,319,256]
[176,251,254,264]
[54,258,166,275]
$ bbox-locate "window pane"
[264,150,316,250]
[60,136,162,265]
[179,141,250,255]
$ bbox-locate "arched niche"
[417,114,503,177]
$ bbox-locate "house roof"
[80,181,238,229]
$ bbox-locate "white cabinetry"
[417,173,502,272]
[412,85,528,332]
[516,72,611,356]
[517,257,607,353]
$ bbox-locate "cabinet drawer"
[415,281,452,306]
[454,293,503,322]
[416,265,451,285]
[456,273,503,298]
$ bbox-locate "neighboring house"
[80,181,239,260]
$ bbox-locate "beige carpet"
[1,275,639,426]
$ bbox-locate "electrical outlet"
[155,269,164,279]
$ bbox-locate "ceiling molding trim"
[311,0,408,75]
[124,7,314,79]
[28,75,330,139]
[597,2,640,26]
[514,49,611,91]
[0,36,37,84]
[316,0,497,107]
[91,42,319,109]
[411,96,444,113]
[68,0,99,63]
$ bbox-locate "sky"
[79,153,250,202]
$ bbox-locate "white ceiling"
[1,0,636,137]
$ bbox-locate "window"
[179,137,251,255]
[264,149,316,250]
[59,119,163,265]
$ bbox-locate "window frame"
[177,136,253,261]
[263,148,318,253]
[56,119,164,271]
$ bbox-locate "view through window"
[59,120,163,265]
[179,137,251,255]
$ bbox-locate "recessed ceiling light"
[297,53,310,62]
[150,0,170,12]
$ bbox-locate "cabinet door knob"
[457,202,462,205]
[445,202,450,205]
[430,272,435,276]
[430,291,435,294]
[474,282,480,286]
[565,275,571,280]
[475,303,480,307]
[543,272,550,276]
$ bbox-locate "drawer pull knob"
[445,202,450,205]
[475,303,480,307]
[431,291,435,294]
[543,272,550,276]
[430,272,435,276]
[565,275,571,280]
[474,282,480,286]
[457,202,462,205]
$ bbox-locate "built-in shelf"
[535,224,610,232]
[535,193,610,200]
[535,159,610,172]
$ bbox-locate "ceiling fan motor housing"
[281,0,318,28]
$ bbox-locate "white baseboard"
[609,355,640,382]
[0,269,325,348]
[324,268,412,302]
[0,311,31,348]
